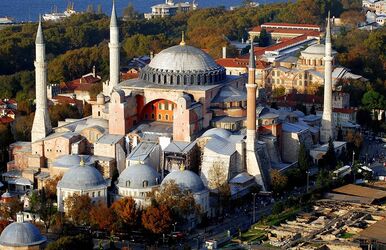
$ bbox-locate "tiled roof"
[52,96,77,105]
[216,58,269,69]
[61,75,101,92]
[333,108,357,114]
[262,22,320,28]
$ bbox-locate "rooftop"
[359,219,386,243]
[96,134,123,145]
[332,184,386,200]
[128,141,159,162]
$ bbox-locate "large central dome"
[140,44,226,86]
[149,45,220,71]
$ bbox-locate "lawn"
[339,232,355,239]
[258,207,301,227]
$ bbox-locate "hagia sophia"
[0,3,349,240]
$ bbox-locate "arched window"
[143,180,148,188]
[158,114,162,120]
[165,114,169,120]
[126,180,130,187]
[177,75,180,85]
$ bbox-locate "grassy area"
[339,232,355,239]
[258,207,301,227]
[238,227,267,242]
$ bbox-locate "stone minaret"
[108,1,120,95]
[246,40,267,191]
[31,17,52,142]
[246,41,257,149]
[320,12,334,144]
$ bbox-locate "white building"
[116,163,160,208]
[57,159,108,212]
[144,0,197,19]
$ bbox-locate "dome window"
[126,180,130,187]
[143,181,148,188]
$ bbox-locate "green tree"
[322,138,337,170]
[362,90,386,110]
[270,170,288,195]
[258,28,271,47]
[298,143,311,173]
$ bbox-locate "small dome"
[58,161,106,190]
[301,44,337,58]
[162,170,205,193]
[118,163,160,189]
[202,128,232,139]
[0,222,46,247]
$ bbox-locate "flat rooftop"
[359,219,386,243]
[333,184,386,200]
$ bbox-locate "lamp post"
[352,151,356,183]
[172,222,177,232]
[306,170,310,193]
[252,193,257,223]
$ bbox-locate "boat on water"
[0,17,14,25]
[42,2,76,22]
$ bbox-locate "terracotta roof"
[273,93,323,104]
[359,219,386,243]
[61,75,101,92]
[0,117,14,124]
[121,71,139,80]
[262,22,320,28]
[333,184,386,200]
[216,58,269,70]
[52,96,77,105]
[251,27,320,36]
[333,108,357,114]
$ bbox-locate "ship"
[42,2,76,22]
[0,17,14,25]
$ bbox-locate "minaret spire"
[320,11,334,143]
[105,0,120,95]
[180,31,186,46]
[31,17,52,142]
[245,37,267,190]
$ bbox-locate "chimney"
[222,46,227,59]
[92,65,96,78]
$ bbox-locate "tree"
[270,170,288,195]
[310,105,316,115]
[362,90,386,111]
[13,114,34,141]
[111,197,139,230]
[258,28,271,47]
[272,87,285,98]
[65,194,92,226]
[141,204,172,235]
[123,3,137,20]
[46,234,93,250]
[97,4,102,14]
[44,175,62,200]
[0,220,10,234]
[89,202,114,231]
[340,10,365,28]
[298,143,311,174]
[316,169,332,191]
[322,138,337,170]
[37,188,56,233]
[153,180,197,219]
[0,198,23,220]
[208,161,231,212]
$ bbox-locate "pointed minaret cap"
[249,38,255,69]
[110,0,118,27]
[180,31,186,46]
[35,15,44,44]
[326,11,331,43]
[80,156,85,167]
